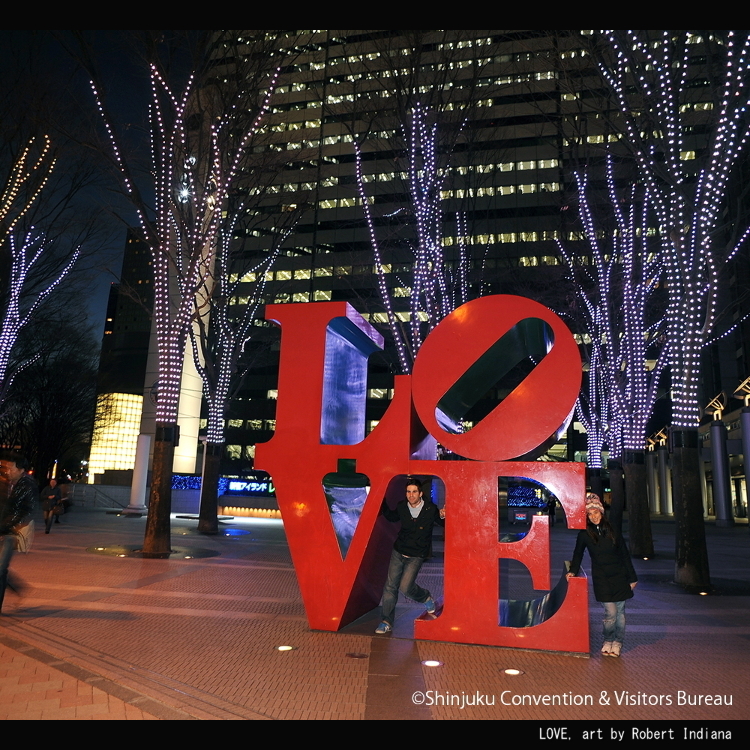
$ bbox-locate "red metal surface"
[411,295,582,461]
[410,460,588,652]
[255,298,589,652]
[255,303,420,630]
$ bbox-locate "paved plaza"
[0,504,747,722]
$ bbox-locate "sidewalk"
[0,507,747,720]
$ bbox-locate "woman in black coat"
[566,493,638,657]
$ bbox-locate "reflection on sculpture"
[255,295,589,652]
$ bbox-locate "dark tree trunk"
[671,428,710,589]
[588,467,604,500]
[142,423,177,558]
[608,459,625,536]
[623,450,654,557]
[198,442,222,535]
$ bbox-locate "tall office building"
[201,31,750,476]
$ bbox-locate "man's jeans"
[602,600,626,644]
[381,548,431,626]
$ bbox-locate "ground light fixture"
[421,660,442,667]
[276,645,296,651]
[503,668,524,676]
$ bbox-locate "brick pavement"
[0,508,747,721]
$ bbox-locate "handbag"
[14,520,34,553]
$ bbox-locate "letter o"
[412,296,581,461]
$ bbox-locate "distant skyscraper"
[89,229,153,483]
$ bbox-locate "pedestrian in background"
[40,478,63,534]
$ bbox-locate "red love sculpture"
[255,296,588,653]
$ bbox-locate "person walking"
[0,452,36,613]
[566,492,638,657]
[40,478,63,533]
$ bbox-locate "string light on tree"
[597,30,750,428]
[355,104,469,374]
[0,138,81,408]
[91,42,282,553]
[558,159,667,467]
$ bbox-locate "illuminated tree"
[0,137,81,409]
[592,30,750,585]
[328,33,508,375]
[190,217,296,535]
[356,105,469,374]
[560,160,667,554]
[90,34,284,555]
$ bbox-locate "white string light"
[355,104,469,373]
[559,158,666,464]
[596,30,750,428]
[93,61,282,427]
[0,139,80,407]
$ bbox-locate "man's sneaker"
[423,597,437,614]
[609,642,622,657]
[375,621,392,634]
[601,641,613,656]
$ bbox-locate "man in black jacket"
[0,452,36,612]
[375,478,445,634]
